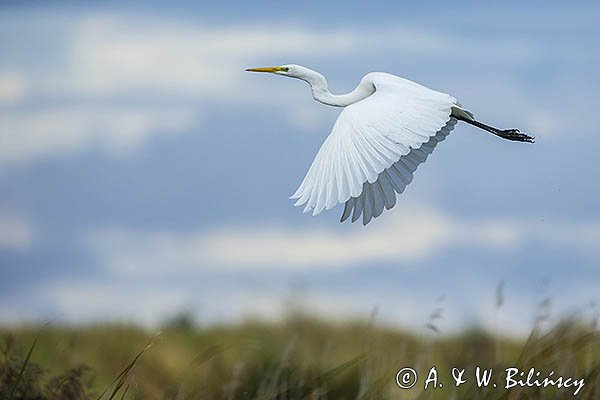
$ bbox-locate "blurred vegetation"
[0,313,599,399]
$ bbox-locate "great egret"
[247,64,534,225]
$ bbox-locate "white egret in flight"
[247,65,534,225]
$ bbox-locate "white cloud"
[0,278,377,327]
[63,16,364,98]
[0,72,25,104]
[0,106,199,166]
[0,216,34,250]
[7,272,594,336]
[41,281,188,325]
[54,14,540,99]
[527,108,562,137]
[86,206,600,276]
[0,13,560,167]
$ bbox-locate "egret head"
[246,64,318,80]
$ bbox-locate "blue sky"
[1,2,599,335]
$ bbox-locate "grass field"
[1,313,599,399]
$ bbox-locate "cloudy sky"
[1,2,599,335]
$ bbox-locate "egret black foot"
[497,128,535,143]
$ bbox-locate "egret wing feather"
[291,72,458,225]
[341,118,456,223]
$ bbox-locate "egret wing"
[290,73,458,225]
[340,118,456,225]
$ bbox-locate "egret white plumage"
[247,65,534,225]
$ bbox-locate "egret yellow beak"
[246,66,288,73]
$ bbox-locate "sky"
[1,2,599,335]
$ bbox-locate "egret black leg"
[453,114,535,143]
[493,128,535,143]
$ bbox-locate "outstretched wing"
[290,73,458,225]
[340,117,456,225]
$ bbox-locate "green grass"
[1,314,599,399]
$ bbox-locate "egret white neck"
[294,69,376,107]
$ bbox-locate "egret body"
[247,65,534,225]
